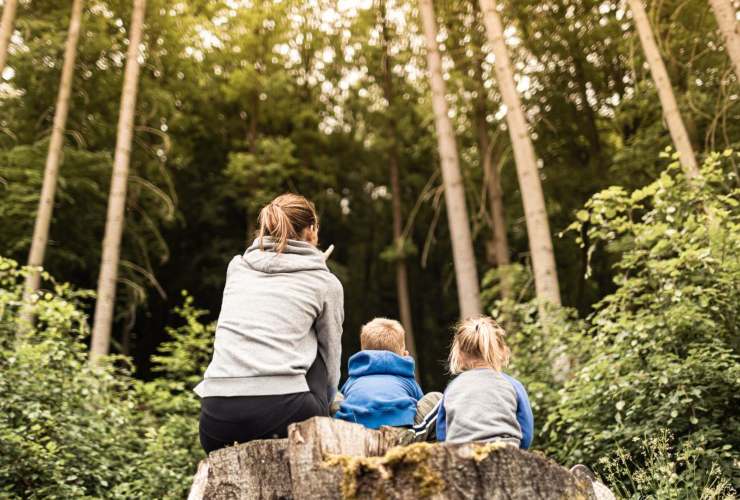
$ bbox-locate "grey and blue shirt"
[437,368,534,448]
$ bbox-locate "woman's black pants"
[199,355,329,454]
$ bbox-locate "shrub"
[0,259,208,498]
[482,153,739,495]
[598,430,735,499]
[551,153,739,490]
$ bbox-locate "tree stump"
[326,442,594,499]
[188,417,606,500]
[287,416,407,500]
[193,438,292,500]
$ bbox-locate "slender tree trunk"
[389,157,416,356]
[709,0,740,82]
[380,0,416,356]
[0,0,17,76]
[470,43,511,300]
[24,0,85,298]
[419,0,481,318]
[475,113,512,301]
[627,0,700,178]
[477,0,561,310]
[90,0,146,363]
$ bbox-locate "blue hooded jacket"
[335,350,423,429]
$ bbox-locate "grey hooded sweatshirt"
[194,238,344,401]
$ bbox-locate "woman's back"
[195,237,343,399]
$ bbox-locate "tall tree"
[419,0,481,318]
[469,12,511,300]
[24,0,85,298]
[90,0,147,363]
[709,0,740,82]
[626,0,700,179]
[0,0,17,75]
[379,1,416,356]
[439,1,512,299]
[477,0,561,308]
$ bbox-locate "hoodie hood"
[347,350,416,379]
[243,237,328,274]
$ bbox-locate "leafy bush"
[547,153,739,482]
[598,430,735,499]
[482,153,739,495]
[0,259,207,498]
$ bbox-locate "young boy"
[335,318,438,430]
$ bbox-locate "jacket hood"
[243,237,328,274]
[347,350,416,379]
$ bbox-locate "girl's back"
[442,368,524,446]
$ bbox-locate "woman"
[195,193,344,453]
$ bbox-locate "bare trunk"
[90,0,146,363]
[470,42,511,299]
[0,0,17,75]
[390,156,416,356]
[627,0,700,179]
[477,0,561,310]
[418,0,481,318]
[709,0,740,82]
[380,1,416,355]
[476,116,512,301]
[23,0,85,300]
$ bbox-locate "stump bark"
[188,417,606,500]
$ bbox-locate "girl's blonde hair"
[448,316,510,374]
[257,193,318,253]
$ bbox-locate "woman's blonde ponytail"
[257,194,318,253]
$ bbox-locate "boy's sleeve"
[436,397,447,441]
[413,380,424,400]
[315,276,344,403]
[340,377,354,396]
[504,375,534,449]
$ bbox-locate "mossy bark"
[188,417,600,500]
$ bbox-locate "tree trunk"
[470,40,511,300]
[475,115,512,301]
[627,0,700,179]
[23,0,85,299]
[379,0,416,356]
[343,443,593,499]
[709,0,740,83]
[90,0,147,363]
[418,0,481,318]
[0,0,17,76]
[200,439,292,500]
[188,417,608,500]
[477,0,561,311]
[390,157,417,356]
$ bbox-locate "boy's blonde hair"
[361,318,406,355]
[448,316,510,374]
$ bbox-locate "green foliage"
[548,154,740,481]
[598,431,735,499]
[0,258,204,499]
[482,154,739,495]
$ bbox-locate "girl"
[195,194,344,453]
[436,316,533,448]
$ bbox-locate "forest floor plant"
[0,259,206,499]
[483,152,739,496]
